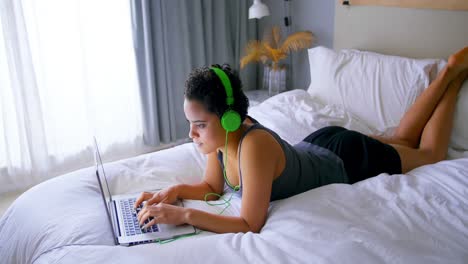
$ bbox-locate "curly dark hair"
[184,63,249,122]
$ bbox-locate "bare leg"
[371,47,468,148]
[369,46,468,173]
[418,70,468,156]
[392,67,457,147]
[392,70,468,173]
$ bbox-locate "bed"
[1,44,468,263]
[2,5,468,261]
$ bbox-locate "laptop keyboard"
[120,198,159,236]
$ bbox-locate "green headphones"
[210,67,241,132]
[210,67,241,192]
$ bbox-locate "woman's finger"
[139,210,152,226]
[134,192,152,209]
[142,217,158,230]
[147,195,168,206]
[146,196,160,206]
[137,206,149,222]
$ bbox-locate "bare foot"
[448,46,468,74]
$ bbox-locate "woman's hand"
[133,185,179,209]
[137,203,189,228]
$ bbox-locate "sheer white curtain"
[0,0,148,194]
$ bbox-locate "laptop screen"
[93,137,119,245]
[94,138,113,205]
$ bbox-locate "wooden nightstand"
[245,90,271,107]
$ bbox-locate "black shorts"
[303,126,402,184]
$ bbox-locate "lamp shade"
[248,0,270,19]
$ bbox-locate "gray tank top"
[217,124,349,201]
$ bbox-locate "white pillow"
[451,79,468,151]
[306,46,442,135]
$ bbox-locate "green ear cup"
[221,110,241,132]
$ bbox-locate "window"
[0,0,145,193]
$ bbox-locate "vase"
[262,65,271,91]
[267,65,287,96]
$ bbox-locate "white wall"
[257,0,335,90]
[334,1,468,59]
[251,0,468,91]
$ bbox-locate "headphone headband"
[210,67,234,106]
[209,67,241,133]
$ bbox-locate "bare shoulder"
[240,128,282,160]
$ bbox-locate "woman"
[135,47,468,234]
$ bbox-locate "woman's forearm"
[174,182,220,201]
[175,184,257,233]
[184,208,254,233]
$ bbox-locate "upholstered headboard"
[333,1,468,59]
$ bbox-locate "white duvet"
[1,90,467,264]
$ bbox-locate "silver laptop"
[93,139,196,246]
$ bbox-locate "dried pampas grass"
[240,26,314,69]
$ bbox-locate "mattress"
[1,90,467,264]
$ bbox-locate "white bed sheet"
[1,90,467,264]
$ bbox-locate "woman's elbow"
[249,227,262,233]
[243,219,264,233]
